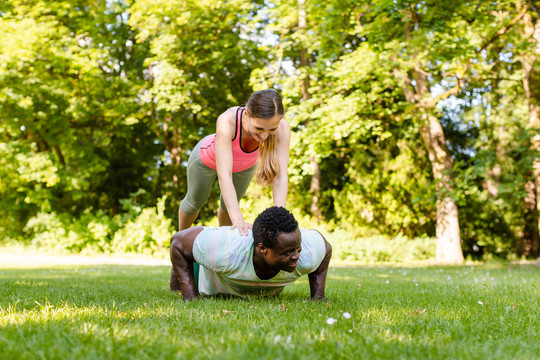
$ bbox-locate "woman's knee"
[180,198,205,216]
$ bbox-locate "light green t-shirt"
[192,227,326,297]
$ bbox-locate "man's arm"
[308,237,332,301]
[170,226,205,300]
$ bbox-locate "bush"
[324,228,436,264]
[110,196,172,255]
[23,212,68,251]
[20,193,174,256]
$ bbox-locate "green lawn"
[0,262,539,359]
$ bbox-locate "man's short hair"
[252,206,298,248]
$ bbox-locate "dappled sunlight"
[1,262,539,358]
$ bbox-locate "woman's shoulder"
[219,106,242,119]
[216,107,241,135]
[278,117,290,130]
[276,117,291,142]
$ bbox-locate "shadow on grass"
[0,264,539,359]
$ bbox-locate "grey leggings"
[180,136,258,216]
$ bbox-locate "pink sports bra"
[199,107,259,172]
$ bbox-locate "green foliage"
[21,194,173,255]
[0,0,161,238]
[327,229,436,264]
[110,196,172,255]
[1,0,539,259]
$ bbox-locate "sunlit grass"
[1,263,539,359]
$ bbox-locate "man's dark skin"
[170,226,332,300]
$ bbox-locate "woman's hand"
[231,220,252,236]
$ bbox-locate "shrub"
[20,193,174,256]
[23,212,67,251]
[323,228,436,264]
[110,196,173,255]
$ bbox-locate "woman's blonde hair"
[257,134,280,185]
[245,89,284,185]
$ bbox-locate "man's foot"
[170,267,181,291]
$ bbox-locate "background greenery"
[1,0,539,260]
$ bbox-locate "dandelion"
[326,317,337,325]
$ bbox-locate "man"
[170,206,332,300]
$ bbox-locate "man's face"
[264,229,302,272]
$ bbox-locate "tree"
[128,0,265,223]
[250,1,438,238]
[0,0,157,239]
[454,0,539,258]
[521,1,540,257]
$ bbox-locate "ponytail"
[256,134,280,185]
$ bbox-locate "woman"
[178,89,290,235]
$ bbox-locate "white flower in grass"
[273,335,281,344]
[326,317,337,325]
[478,301,483,305]
[386,280,390,284]
[343,312,351,319]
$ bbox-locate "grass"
[0,262,539,360]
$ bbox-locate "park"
[1,0,540,359]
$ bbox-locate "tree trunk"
[162,116,183,188]
[485,125,504,197]
[393,64,464,264]
[419,110,464,264]
[298,0,322,220]
[148,63,183,190]
[522,10,540,257]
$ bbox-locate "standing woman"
[178,89,290,235]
